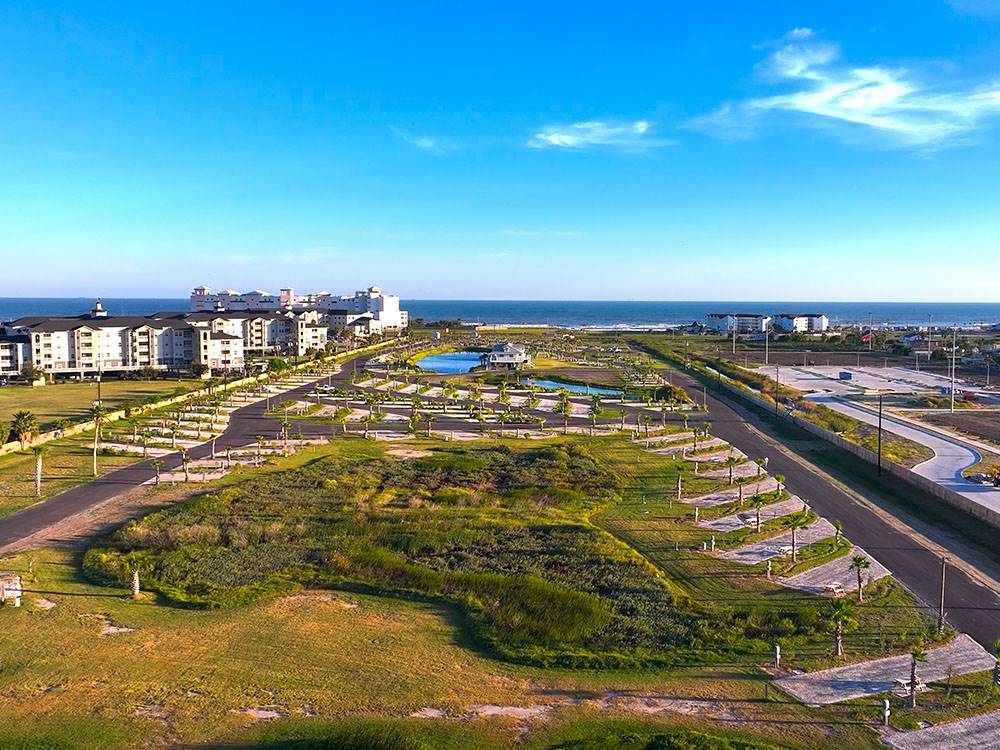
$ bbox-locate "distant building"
[481,343,531,370]
[190,285,408,333]
[773,313,830,334]
[0,334,29,377]
[704,313,772,335]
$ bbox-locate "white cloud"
[500,229,584,237]
[527,120,671,151]
[691,30,1000,149]
[389,126,457,154]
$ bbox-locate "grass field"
[0,433,139,517]
[0,378,200,433]
[0,544,891,750]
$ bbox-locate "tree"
[21,363,44,382]
[31,445,47,497]
[86,404,108,477]
[849,555,872,602]
[749,493,769,533]
[828,599,856,658]
[191,362,210,377]
[10,410,39,449]
[180,449,191,482]
[785,511,811,563]
[993,639,1000,687]
[151,458,163,485]
[0,423,8,446]
[909,645,927,708]
[255,435,266,465]
[774,473,786,498]
[424,411,437,438]
[558,400,571,434]
[724,455,741,485]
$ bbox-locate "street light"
[877,393,883,476]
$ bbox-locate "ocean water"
[1,297,998,328]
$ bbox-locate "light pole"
[877,393,883,476]
[764,321,770,366]
[868,312,873,352]
[950,327,957,414]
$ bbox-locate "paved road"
[0,365,353,551]
[664,366,1000,650]
[813,395,1000,516]
[886,709,1000,750]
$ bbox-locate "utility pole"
[877,393,883,476]
[774,366,780,418]
[868,312,873,352]
[938,556,947,634]
[950,327,957,414]
[764,322,770,366]
[732,322,737,355]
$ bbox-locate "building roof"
[777,313,827,318]
[209,332,243,341]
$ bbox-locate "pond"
[416,350,482,374]
[525,378,622,396]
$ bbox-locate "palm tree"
[180,449,191,482]
[640,414,653,437]
[255,435,265,465]
[774,473,786,498]
[558,401,571,434]
[169,426,179,450]
[31,445,47,497]
[724,455,741,485]
[86,404,108,477]
[425,411,437,438]
[785,511,811,563]
[909,645,927,708]
[992,639,1000,687]
[849,555,872,602]
[151,457,163,485]
[749,493,769,533]
[10,410,39,449]
[828,599,856,658]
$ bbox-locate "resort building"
[773,313,830,334]
[703,313,772,335]
[480,343,532,370]
[0,334,30,378]
[190,285,408,333]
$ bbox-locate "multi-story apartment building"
[0,334,30,378]
[773,313,830,334]
[703,313,773,335]
[190,285,408,333]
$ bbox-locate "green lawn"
[0,378,200,433]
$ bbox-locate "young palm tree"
[559,401,571,434]
[909,645,927,708]
[785,511,812,563]
[11,410,39,450]
[829,599,856,658]
[725,455,741,485]
[425,411,437,438]
[774,473,786,498]
[87,404,108,478]
[992,639,1000,687]
[151,457,163,485]
[31,445,47,497]
[849,555,872,602]
[749,493,769,533]
[255,435,265,465]
[180,450,191,482]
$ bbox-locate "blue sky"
[3,1,1000,300]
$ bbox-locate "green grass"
[0,433,140,517]
[0,378,201,433]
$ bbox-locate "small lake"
[525,378,622,396]
[416,350,482,374]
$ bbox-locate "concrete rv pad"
[885,709,1000,750]
[775,634,994,705]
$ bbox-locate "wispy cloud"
[500,229,584,237]
[389,126,458,154]
[690,29,1000,149]
[527,120,671,151]
[478,251,514,258]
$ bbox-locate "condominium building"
[0,334,29,377]
[703,313,772,335]
[190,285,408,333]
[774,313,830,333]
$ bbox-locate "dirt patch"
[918,411,1000,449]
[34,597,57,610]
[275,592,358,609]
[135,703,171,722]
[469,704,555,720]
[80,613,135,637]
[233,705,286,721]
[386,448,433,459]
[411,707,448,718]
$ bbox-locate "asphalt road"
[664,366,1000,650]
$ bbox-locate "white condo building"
[703,313,772,335]
[773,313,830,334]
[190,285,408,333]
